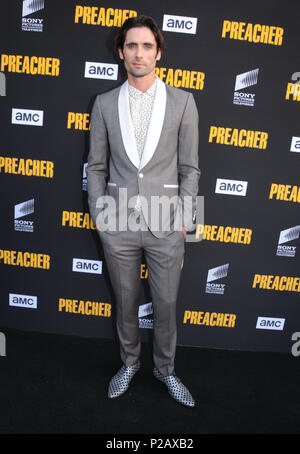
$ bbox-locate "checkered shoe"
[108,361,140,398]
[153,367,195,407]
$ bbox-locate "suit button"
[139,173,144,178]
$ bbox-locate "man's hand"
[96,224,100,232]
[181,225,187,238]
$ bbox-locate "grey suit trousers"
[99,214,185,377]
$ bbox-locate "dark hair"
[114,15,165,54]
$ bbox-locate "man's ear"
[118,48,124,60]
[156,49,162,62]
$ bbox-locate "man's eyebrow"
[125,41,155,46]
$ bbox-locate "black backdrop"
[1,0,300,354]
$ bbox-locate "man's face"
[118,26,161,78]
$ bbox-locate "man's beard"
[124,60,154,78]
[128,69,148,78]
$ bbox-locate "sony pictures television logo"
[82,163,88,191]
[276,225,300,257]
[233,68,259,107]
[206,264,229,294]
[138,302,153,329]
[22,0,45,32]
[14,199,35,232]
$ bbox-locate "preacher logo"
[22,0,45,32]
[221,20,284,46]
[0,54,60,76]
[285,82,300,102]
[94,189,204,242]
[0,72,6,96]
[67,112,90,130]
[252,274,300,293]
[0,156,54,178]
[233,68,259,107]
[58,298,111,317]
[0,249,50,269]
[208,125,268,150]
[162,14,198,35]
[269,183,300,204]
[183,310,236,328]
[276,225,300,257]
[74,6,137,27]
[206,264,229,294]
[195,224,252,245]
[14,198,35,232]
[287,73,300,102]
[155,66,205,91]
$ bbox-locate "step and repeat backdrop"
[1,0,300,354]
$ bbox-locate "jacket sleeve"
[86,95,109,228]
[178,93,201,231]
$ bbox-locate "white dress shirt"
[128,78,157,212]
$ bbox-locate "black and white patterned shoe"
[108,361,141,398]
[153,367,195,407]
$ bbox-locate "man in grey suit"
[86,15,200,407]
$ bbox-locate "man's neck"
[127,72,156,93]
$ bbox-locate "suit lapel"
[118,80,140,169]
[118,76,167,171]
[139,76,166,170]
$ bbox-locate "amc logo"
[11,108,44,126]
[256,316,285,330]
[215,178,248,196]
[162,14,198,35]
[84,62,118,80]
[290,136,300,153]
[9,293,37,309]
[72,258,103,275]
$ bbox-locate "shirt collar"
[128,77,157,99]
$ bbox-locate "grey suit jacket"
[86,76,200,237]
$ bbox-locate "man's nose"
[135,45,143,58]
